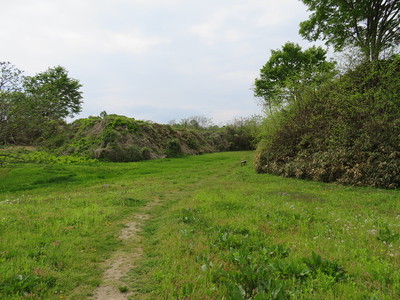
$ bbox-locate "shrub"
[255,56,400,188]
[165,138,183,158]
[141,147,152,160]
[94,145,143,162]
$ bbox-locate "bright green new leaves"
[0,64,83,144]
[253,42,335,111]
[299,0,400,61]
[23,66,83,119]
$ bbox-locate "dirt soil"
[92,199,160,300]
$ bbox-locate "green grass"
[0,152,399,299]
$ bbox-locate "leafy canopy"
[0,63,83,144]
[299,0,400,61]
[23,66,83,119]
[253,42,335,111]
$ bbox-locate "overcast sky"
[2,0,317,125]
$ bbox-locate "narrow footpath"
[92,198,161,300]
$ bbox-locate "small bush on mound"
[94,145,144,162]
[165,138,184,158]
[255,56,400,189]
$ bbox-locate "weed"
[0,274,56,296]
[377,226,399,243]
[302,252,348,282]
[118,286,128,293]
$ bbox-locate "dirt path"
[92,199,160,300]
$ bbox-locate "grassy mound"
[255,56,400,189]
[46,115,233,162]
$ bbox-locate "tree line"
[253,0,400,188]
[0,63,83,144]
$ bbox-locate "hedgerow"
[255,56,400,189]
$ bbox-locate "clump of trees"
[254,0,400,188]
[299,0,400,61]
[0,62,82,145]
[254,42,336,112]
[170,115,263,151]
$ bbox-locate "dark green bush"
[94,145,143,162]
[165,138,183,158]
[141,147,152,160]
[256,56,400,188]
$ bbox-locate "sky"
[1,0,316,125]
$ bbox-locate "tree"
[299,0,400,61]
[0,63,83,145]
[224,115,263,150]
[0,62,24,92]
[253,42,336,111]
[23,66,83,119]
[178,115,214,130]
[0,62,26,143]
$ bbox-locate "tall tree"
[23,66,83,119]
[254,42,335,111]
[299,0,400,61]
[0,62,24,92]
[1,64,83,144]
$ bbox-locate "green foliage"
[303,252,347,282]
[23,66,83,119]
[377,226,400,244]
[208,226,347,299]
[94,145,144,162]
[0,91,45,144]
[299,0,400,61]
[256,56,400,188]
[224,115,263,151]
[254,42,336,111]
[165,138,183,158]
[0,148,97,167]
[173,115,214,130]
[118,285,129,293]
[141,147,152,160]
[0,273,56,296]
[44,114,258,162]
[105,115,139,132]
[0,63,83,145]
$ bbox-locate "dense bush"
[94,145,144,162]
[223,116,263,151]
[165,138,183,158]
[255,56,400,189]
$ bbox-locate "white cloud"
[189,0,309,45]
[56,29,169,55]
[217,70,259,84]
[1,0,312,124]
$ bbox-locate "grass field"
[0,151,399,299]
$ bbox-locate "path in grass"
[93,198,161,299]
[1,152,399,298]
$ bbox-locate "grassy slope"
[0,152,399,299]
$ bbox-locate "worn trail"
[92,199,160,300]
